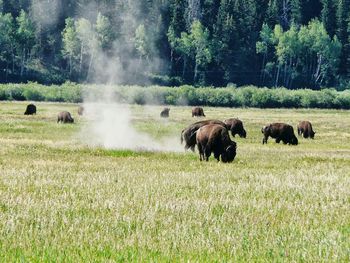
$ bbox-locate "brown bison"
[160,107,170,118]
[297,121,315,139]
[181,120,227,151]
[196,124,237,162]
[57,111,74,123]
[262,123,298,145]
[224,118,247,138]
[24,104,36,115]
[78,106,84,116]
[192,107,206,117]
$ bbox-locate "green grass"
[0,101,349,262]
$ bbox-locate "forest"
[0,0,349,90]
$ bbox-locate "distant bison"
[224,118,247,138]
[57,111,74,123]
[262,123,298,145]
[196,124,237,162]
[192,107,206,117]
[160,107,170,118]
[297,121,315,139]
[78,106,84,116]
[181,120,226,151]
[24,104,36,115]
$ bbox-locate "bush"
[0,83,349,109]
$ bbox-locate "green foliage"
[62,18,80,75]
[0,0,350,88]
[0,83,349,109]
[258,20,342,88]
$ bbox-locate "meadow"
[0,101,349,262]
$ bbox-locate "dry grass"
[0,102,349,262]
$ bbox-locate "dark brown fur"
[196,124,237,162]
[181,120,227,151]
[192,107,206,117]
[78,106,84,116]
[24,104,36,115]
[224,118,247,138]
[297,121,315,139]
[262,123,298,145]
[160,107,170,118]
[57,111,74,123]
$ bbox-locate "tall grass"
[1,83,349,109]
[0,102,349,261]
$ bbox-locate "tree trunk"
[20,48,25,77]
[87,53,94,81]
[194,61,198,83]
[275,65,280,87]
[6,61,9,82]
[69,55,72,75]
[79,44,84,74]
[260,53,266,85]
[182,56,187,80]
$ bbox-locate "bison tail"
[180,129,184,144]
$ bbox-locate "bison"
[224,118,247,138]
[297,121,315,139]
[196,124,237,162]
[78,106,84,116]
[57,111,74,123]
[181,119,227,151]
[160,107,170,118]
[24,104,36,115]
[262,123,298,145]
[192,107,206,117]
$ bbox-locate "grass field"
[0,101,349,262]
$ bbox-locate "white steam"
[80,100,182,152]
[73,2,182,152]
[31,0,62,28]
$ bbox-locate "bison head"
[239,129,247,138]
[310,131,315,139]
[291,136,298,145]
[221,144,236,163]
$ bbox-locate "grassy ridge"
[1,83,350,109]
[0,102,349,261]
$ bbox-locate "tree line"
[0,0,349,90]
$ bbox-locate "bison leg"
[262,135,268,144]
[204,147,211,162]
[214,151,220,162]
[197,144,204,161]
[303,132,308,139]
[275,138,281,144]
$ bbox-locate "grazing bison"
[262,123,298,145]
[57,111,74,123]
[224,118,247,138]
[297,121,315,139]
[181,120,227,151]
[24,104,36,115]
[196,124,237,162]
[78,106,84,116]
[192,107,206,117]
[160,107,170,118]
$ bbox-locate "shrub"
[0,83,349,109]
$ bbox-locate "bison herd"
[179,107,316,163]
[23,104,316,163]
